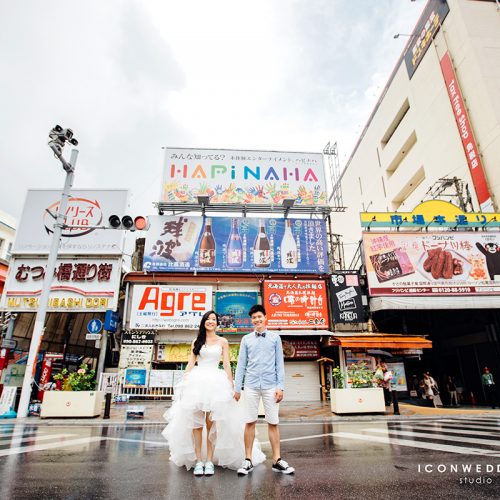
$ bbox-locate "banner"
[440,52,493,212]
[214,291,258,332]
[0,257,121,312]
[404,0,449,78]
[13,190,128,255]
[156,343,240,362]
[161,148,327,206]
[282,339,320,359]
[263,280,329,329]
[330,273,365,324]
[363,232,500,296]
[129,285,213,329]
[143,216,328,274]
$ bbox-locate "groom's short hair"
[249,304,266,317]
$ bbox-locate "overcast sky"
[0,0,426,223]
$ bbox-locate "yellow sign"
[158,343,241,362]
[360,200,499,229]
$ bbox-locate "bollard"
[392,389,400,415]
[103,392,112,419]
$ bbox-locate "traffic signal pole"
[17,149,78,418]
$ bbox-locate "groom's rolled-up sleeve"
[234,336,247,393]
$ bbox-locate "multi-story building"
[0,209,16,294]
[333,0,500,405]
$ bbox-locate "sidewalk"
[3,400,499,426]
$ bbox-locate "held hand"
[234,392,241,402]
[275,389,283,403]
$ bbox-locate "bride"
[162,310,265,476]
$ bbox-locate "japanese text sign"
[13,189,128,255]
[0,257,121,311]
[143,216,328,274]
[129,285,213,329]
[263,280,329,330]
[161,148,327,206]
[330,272,365,324]
[363,232,500,296]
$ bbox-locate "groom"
[234,304,295,475]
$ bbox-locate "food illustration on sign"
[417,248,471,281]
[369,248,415,283]
[282,341,296,358]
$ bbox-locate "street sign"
[1,340,16,349]
[104,310,119,333]
[87,319,103,335]
[86,333,102,341]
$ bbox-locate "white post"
[96,329,108,383]
[17,149,78,418]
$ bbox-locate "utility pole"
[17,126,79,418]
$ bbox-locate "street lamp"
[17,125,79,418]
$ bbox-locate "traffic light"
[108,215,149,231]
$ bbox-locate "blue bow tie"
[255,331,266,337]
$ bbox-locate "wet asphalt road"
[0,418,499,499]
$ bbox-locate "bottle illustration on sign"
[281,220,298,269]
[253,219,271,268]
[227,218,243,268]
[199,218,216,267]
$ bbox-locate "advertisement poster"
[157,343,240,363]
[214,291,258,332]
[263,280,329,329]
[330,272,365,324]
[161,148,327,206]
[124,368,148,388]
[0,257,121,312]
[13,190,128,255]
[149,370,175,388]
[282,339,320,359]
[129,285,213,330]
[143,216,328,274]
[363,232,500,296]
[386,362,408,391]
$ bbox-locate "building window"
[391,166,426,210]
[380,98,410,149]
[6,242,12,261]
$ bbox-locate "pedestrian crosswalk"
[0,426,104,457]
[332,417,500,457]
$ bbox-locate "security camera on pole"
[17,125,79,418]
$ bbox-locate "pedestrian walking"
[481,367,497,409]
[446,376,459,407]
[234,304,295,475]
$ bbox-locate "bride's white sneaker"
[204,461,215,476]
[237,458,254,475]
[193,461,204,476]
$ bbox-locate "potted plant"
[330,362,385,414]
[41,364,105,418]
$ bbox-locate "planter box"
[330,388,385,414]
[41,391,105,418]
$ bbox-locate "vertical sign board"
[263,280,329,330]
[440,52,493,212]
[161,148,327,206]
[330,273,365,324]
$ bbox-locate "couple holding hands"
[162,305,295,476]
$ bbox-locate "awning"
[371,296,500,311]
[329,333,432,349]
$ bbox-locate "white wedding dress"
[162,343,265,470]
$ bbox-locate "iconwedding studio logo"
[418,463,499,485]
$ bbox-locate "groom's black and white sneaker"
[272,458,295,474]
[237,458,254,475]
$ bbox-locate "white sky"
[0,0,427,223]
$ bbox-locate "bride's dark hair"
[193,310,219,356]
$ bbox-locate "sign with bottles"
[143,216,328,273]
[263,280,330,329]
[214,291,259,333]
[160,148,327,206]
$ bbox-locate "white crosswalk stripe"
[332,418,500,457]
[0,436,105,457]
[0,433,75,446]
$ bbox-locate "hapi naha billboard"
[160,148,327,206]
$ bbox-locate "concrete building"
[335,0,500,265]
[0,209,16,294]
[332,0,500,406]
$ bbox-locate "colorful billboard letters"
[161,148,327,206]
[143,216,327,274]
[363,232,500,296]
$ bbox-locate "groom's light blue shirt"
[234,330,285,393]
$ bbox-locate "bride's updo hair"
[193,310,219,356]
